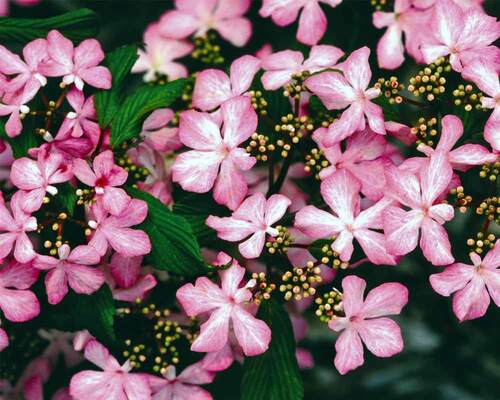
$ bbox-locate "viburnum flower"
[57,88,100,141]
[158,0,252,47]
[206,192,291,259]
[72,150,131,216]
[416,114,497,171]
[329,275,408,374]
[192,55,261,111]
[131,23,193,82]
[172,96,257,210]
[0,39,47,94]
[70,339,151,400]
[0,191,37,263]
[33,244,104,305]
[305,47,385,146]
[430,245,499,322]
[383,151,455,266]
[295,169,397,265]
[87,200,151,257]
[462,60,500,152]
[260,45,344,90]
[41,30,112,90]
[259,0,343,46]
[372,0,430,68]
[176,254,271,355]
[149,363,215,400]
[139,108,182,152]
[0,259,40,351]
[10,149,73,212]
[0,83,38,137]
[420,0,500,72]
[312,127,388,200]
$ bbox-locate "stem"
[287,243,309,249]
[267,154,292,196]
[268,159,275,190]
[482,218,491,234]
[399,95,429,108]
[349,258,369,269]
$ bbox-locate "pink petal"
[45,268,69,305]
[213,158,248,211]
[376,24,404,69]
[334,328,364,375]
[202,343,234,372]
[229,55,260,95]
[483,269,500,307]
[0,259,39,288]
[305,71,356,110]
[219,261,245,297]
[238,231,266,259]
[176,277,225,316]
[72,158,97,186]
[354,197,393,230]
[294,205,344,239]
[10,158,43,190]
[321,169,360,222]
[191,306,231,353]
[68,244,101,265]
[113,273,156,303]
[232,191,265,222]
[323,104,365,145]
[0,328,8,351]
[178,361,215,385]
[360,283,408,318]
[171,150,222,193]
[452,276,490,321]
[46,30,74,69]
[341,275,366,317]
[384,165,421,208]
[449,145,497,168]
[427,203,454,224]
[74,39,105,69]
[483,243,500,269]
[192,69,232,111]
[259,0,301,26]
[105,227,151,257]
[354,229,397,265]
[420,217,454,266]
[383,207,422,256]
[296,0,326,46]
[79,66,111,89]
[123,374,152,400]
[437,114,463,152]
[84,339,121,370]
[363,100,386,135]
[14,232,36,263]
[109,253,141,288]
[102,187,131,216]
[343,47,372,90]
[67,264,105,295]
[264,194,291,225]
[206,215,256,241]
[433,0,463,46]
[231,306,271,356]
[0,286,40,322]
[158,10,200,39]
[221,96,257,148]
[179,110,222,150]
[70,371,126,399]
[357,317,404,357]
[303,45,344,70]
[214,17,252,47]
[332,230,354,262]
[429,263,474,296]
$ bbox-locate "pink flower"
[57,88,100,141]
[38,329,83,368]
[0,259,40,351]
[383,151,455,266]
[73,150,131,216]
[462,60,500,152]
[172,96,257,210]
[329,275,408,374]
[70,339,152,400]
[0,83,38,137]
[305,47,385,146]
[420,0,500,72]
[149,363,214,400]
[88,200,151,258]
[192,55,260,111]
[132,23,193,82]
[41,30,111,90]
[0,39,48,94]
[10,149,73,212]
[158,0,252,47]
[416,114,497,170]
[140,108,182,152]
[259,0,343,46]
[312,127,389,200]
[33,244,104,305]
[261,45,344,90]
[295,169,397,265]
[430,245,500,321]
[176,254,271,355]
[206,193,291,259]
[373,0,430,68]
[0,191,37,263]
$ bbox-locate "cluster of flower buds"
[407,58,449,101]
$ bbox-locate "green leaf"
[0,120,38,159]
[241,298,304,400]
[110,79,186,148]
[94,44,139,130]
[127,187,207,277]
[45,286,115,344]
[0,9,99,43]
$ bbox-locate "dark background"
[4,1,500,399]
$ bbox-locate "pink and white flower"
[430,244,500,321]
[329,275,408,374]
[176,254,271,356]
[139,108,182,153]
[0,82,38,137]
[206,192,291,259]
[306,47,385,146]
[172,96,257,210]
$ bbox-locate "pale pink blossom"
[177,253,271,355]
[0,191,37,263]
[383,151,455,266]
[192,55,260,111]
[149,363,214,400]
[295,169,396,265]
[57,88,100,141]
[41,30,111,90]
[140,108,182,152]
[172,96,257,210]
[70,339,152,400]
[10,149,73,212]
[417,114,497,170]
[259,0,343,46]
[462,60,500,152]
[88,200,151,258]
[158,0,252,47]
[206,192,291,259]
[306,47,385,146]
[430,245,500,321]
[132,23,193,82]
[329,275,408,374]
[33,244,104,305]
[261,45,344,90]
[0,82,38,137]
[420,0,500,72]
[73,150,131,216]
[0,39,48,94]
